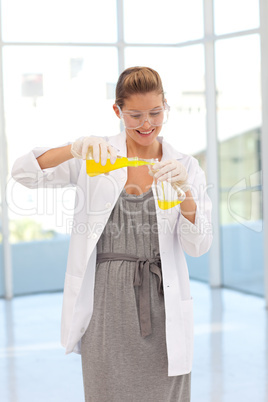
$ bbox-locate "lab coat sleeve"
[11,141,83,189]
[177,157,213,257]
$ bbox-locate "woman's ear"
[113,104,121,119]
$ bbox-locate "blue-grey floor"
[1,280,267,402]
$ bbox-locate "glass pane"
[124,0,204,43]
[2,0,117,43]
[216,35,263,296]
[216,35,261,142]
[4,46,119,153]
[214,0,260,35]
[125,46,209,281]
[4,46,118,295]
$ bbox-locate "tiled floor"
[0,280,267,402]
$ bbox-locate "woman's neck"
[126,138,162,161]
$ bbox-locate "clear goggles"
[117,102,170,130]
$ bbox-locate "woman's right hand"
[71,137,118,165]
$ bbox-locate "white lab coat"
[11,130,212,376]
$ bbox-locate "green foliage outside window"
[8,219,56,243]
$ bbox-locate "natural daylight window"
[2,0,117,43]
[124,0,204,43]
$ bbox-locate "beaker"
[148,165,186,210]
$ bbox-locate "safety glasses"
[116,102,170,130]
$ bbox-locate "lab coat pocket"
[61,273,83,347]
[181,297,194,371]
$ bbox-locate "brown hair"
[115,66,165,109]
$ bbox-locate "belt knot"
[97,252,163,338]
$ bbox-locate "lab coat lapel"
[152,137,187,369]
[108,130,127,157]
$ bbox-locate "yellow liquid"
[157,199,182,209]
[157,181,182,210]
[86,156,155,177]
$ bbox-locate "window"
[0,0,265,297]
[2,0,117,43]
[124,0,204,43]
[5,46,119,295]
[214,0,260,35]
[215,35,263,295]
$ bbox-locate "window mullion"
[204,0,222,287]
[0,0,13,299]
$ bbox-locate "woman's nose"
[140,119,151,130]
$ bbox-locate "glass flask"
[86,149,156,176]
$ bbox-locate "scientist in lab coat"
[12,66,212,402]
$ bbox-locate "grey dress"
[81,187,191,402]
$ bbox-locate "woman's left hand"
[148,159,189,192]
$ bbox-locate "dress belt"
[97,252,164,338]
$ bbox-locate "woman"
[12,66,212,401]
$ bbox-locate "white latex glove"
[71,137,118,165]
[148,159,189,193]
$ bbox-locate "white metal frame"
[260,0,268,308]
[116,0,125,72]
[0,0,12,299]
[0,1,266,304]
[203,0,221,287]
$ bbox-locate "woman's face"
[114,92,165,148]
